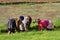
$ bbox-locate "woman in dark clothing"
[7,18,16,34]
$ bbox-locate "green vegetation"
[0,19,60,40]
[0,2,60,5]
[52,18,60,28]
[0,2,60,40]
[0,30,60,40]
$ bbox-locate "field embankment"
[0,3,60,23]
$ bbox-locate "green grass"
[0,19,60,40]
[0,2,60,40]
[52,18,60,28]
[0,22,60,40]
[0,30,60,40]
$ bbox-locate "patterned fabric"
[47,20,54,30]
[7,18,16,33]
[22,16,32,31]
[38,20,49,30]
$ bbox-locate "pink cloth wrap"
[38,20,49,30]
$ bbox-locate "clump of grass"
[31,18,60,29]
[52,18,60,28]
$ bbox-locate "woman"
[22,16,32,31]
[7,18,16,34]
[19,16,25,31]
[37,18,54,30]
[15,18,22,32]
